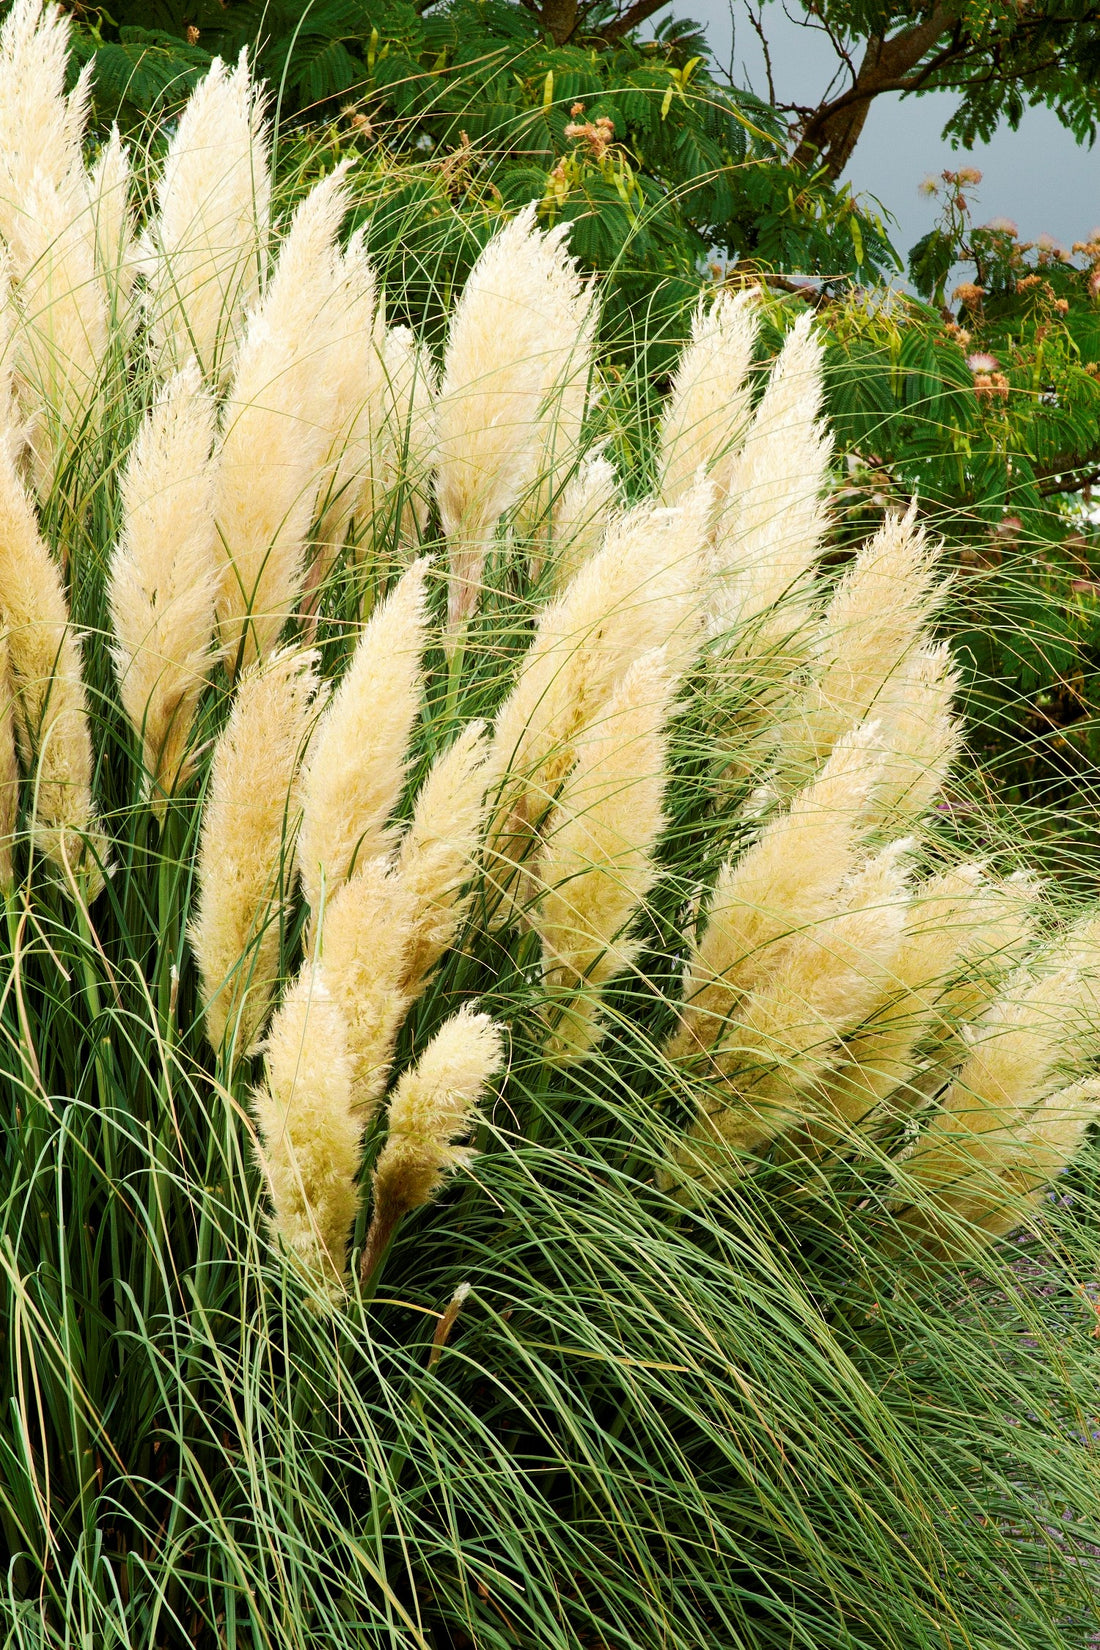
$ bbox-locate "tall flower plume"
[213,164,370,671]
[709,312,831,644]
[192,647,321,1058]
[487,483,711,906]
[362,1006,503,1280]
[0,423,105,892]
[109,362,220,798]
[0,1,106,493]
[434,203,596,633]
[659,289,758,507]
[536,649,672,1058]
[297,559,428,917]
[252,963,362,1296]
[142,51,271,382]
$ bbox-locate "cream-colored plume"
[812,862,999,1131]
[0,631,18,889]
[900,957,1095,1204]
[192,648,320,1058]
[961,1079,1100,1244]
[0,3,107,493]
[536,649,672,1058]
[0,431,104,892]
[545,450,619,594]
[396,719,490,993]
[0,1,87,202]
[362,1005,503,1278]
[310,228,387,575]
[318,858,418,1116]
[488,483,710,897]
[434,204,596,631]
[709,312,831,642]
[297,559,428,916]
[676,839,910,1175]
[109,363,220,797]
[670,722,884,1062]
[142,51,271,381]
[776,504,943,788]
[87,126,137,318]
[252,964,362,1295]
[213,165,366,670]
[659,289,758,507]
[869,642,962,827]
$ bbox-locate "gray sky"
[671,0,1100,265]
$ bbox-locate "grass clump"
[1,5,1099,1645]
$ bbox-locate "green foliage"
[58,0,897,293]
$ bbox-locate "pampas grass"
[3,42,1100,1649]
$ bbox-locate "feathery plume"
[309,228,386,575]
[869,642,962,827]
[0,631,18,889]
[900,959,1092,1203]
[659,290,758,507]
[0,4,107,491]
[545,449,619,594]
[961,1080,1100,1244]
[213,164,361,670]
[709,312,831,641]
[434,204,596,632]
[669,722,884,1062]
[676,840,910,1176]
[362,1006,503,1280]
[812,862,999,1131]
[86,126,137,317]
[776,504,943,787]
[395,719,490,993]
[0,1,85,204]
[142,51,271,381]
[297,559,428,917]
[318,858,418,1115]
[536,650,672,1058]
[920,870,1039,1070]
[109,363,220,797]
[487,483,710,901]
[0,429,105,891]
[192,647,320,1058]
[252,964,362,1295]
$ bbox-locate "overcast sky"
[670,0,1099,265]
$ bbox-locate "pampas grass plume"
[143,51,270,380]
[0,632,18,889]
[659,290,758,507]
[318,858,418,1115]
[109,362,220,798]
[253,963,362,1295]
[213,164,358,670]
[396,717,490,992]
[0,427,104,891]
[435,203,595,631]
[537,649,672,1058]
[298,558,428,916]
[488,483,710,889]
[192,647,320,1057]
[362,1005,503,1279]
[710,311,831,640]
[670,721,884,1060]
[545,449,619,594]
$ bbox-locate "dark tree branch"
[790,1,963,177]
[598,0,673,45]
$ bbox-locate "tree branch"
[598,0,673,44]
[790,1,963,177]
